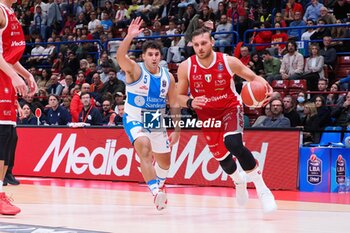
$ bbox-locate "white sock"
[229,169,244,184]
[147,179,159,196]
[155,163,168,188]
[0,181,3,192]
[246,167,269,194]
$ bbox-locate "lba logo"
[143,110,161,129]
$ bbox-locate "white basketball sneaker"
[234,172,249,206]
[258,189,277,213]
[154,188,167,211]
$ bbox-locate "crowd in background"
[11,0,350,144]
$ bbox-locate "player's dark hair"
[142,40,162,54]
[191,27,212,40]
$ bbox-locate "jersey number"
[193,65,197,73]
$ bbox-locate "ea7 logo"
[194,82,203,88]
[215,79,226,86]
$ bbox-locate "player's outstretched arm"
[11,62,38,96]
[167,73,180,146]
[116,17,143,83]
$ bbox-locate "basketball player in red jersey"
[0,0,38,215]
[177,28,277,213]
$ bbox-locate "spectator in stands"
[47,0,63,34]
[75,12,89,30]
[226,0,246,23]
[284,0,304,24]
[333,0,350,21]
[301,19,316,41]
[64,51,80,76]
[75,71,86,85]
[209,0,221,14]
[331,91,350,128]
[114,102,125,126]
[239,46,251,66]
[101,100,117,126]
[28,38,45,66]
[17,103,38,125]
[296,91,307,119]
[37,69,52,90]
[78,92,102,125]
[45,94,72,125]
[269,22,289,56]
[251,21,273,53]
[300,43,324,91]
[70,83,94,122]
[267,40,304,83]
[273,12,287,28]
[303,0,324,22]
[199,5,216,23]
[283,95,301,127]
[252,103,272,127]
[288,11,306,40]
[326,82,341,107]
[83,1,95,21]
[113,92,125,108]
[101,11,113,33]
[20,94,44,115]
[47,74,63,96]
[35,0,49,15]
[247,52,264,76]
[166,29,185,63]
[214,14,233,53]
[314,95,332,128]
[88,11,101,33]
[40,37,56,65]
[36,88,49,109]
[90,72,104,97]
[103,1,116,19]
[127,0,140,20]
[261,50,281,82]
[301,101,321,144]
[61,96,72,112]
[79,59,91,77]
[315,78,329,98]
[85,63,97,84]
[319,36,337,75]
[51,52,64,74]
[319,6,336,25]
[115,1,130,28]
[31,5,47,41]
[100,69,126,97]
[331,19,347,51]
[259,98,291,128]
[214,1,228,24]
[310,19,332,46]
[62,75,75,95]
[29,67,40,83]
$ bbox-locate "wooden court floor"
[0,178,349,233]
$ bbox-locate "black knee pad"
[219,154,237,175]
[224,134,256,171]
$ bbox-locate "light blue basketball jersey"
[124,63,171,122]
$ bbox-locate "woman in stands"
[300,102,321,145]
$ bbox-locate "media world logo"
[143,110,222,129]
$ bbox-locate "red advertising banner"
[14,127,300,190]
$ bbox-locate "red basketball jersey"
[188,52,242,119]
[0,3,25,125]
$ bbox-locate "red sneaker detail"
[0,192,21,215]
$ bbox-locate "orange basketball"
[240,81,268,108]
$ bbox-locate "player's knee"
[224,134,245,157]
[219,155,237,175]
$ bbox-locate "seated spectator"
[326,83,342,107]
[75,12,89,30]
[247,52,264,76]
[45,94,72,125]
[62,75,76,94]
[319,36,337,80]
[37,88,49,108]
[78,93,102,125]
[283,95,301,127]
[261,50,281,81]
[303,0,324,22]
[252,103,272,127]
[314,95,332,128]
[47,74,63,96]
[268,22,289,56]
[101,11,113,33]
[115,1,130,28]
[331,19,347,51]
[310,19,332,47]
[214,1,228,24]
[267,40,304,83]
[288,11,306,40]
[17,103,39,125]
[273,12,287,28]
[258,98,291,128]
[284,0,304,24]
[101,100,117,126]
[301,19,316,41]
[88,11,101,34]
[100,69,126,96]
[296,91,307,119]
[61,96,72,112]
[331,91,350,128]
[30,5,47,41]
[301,101,321,144]
[319,7,336,25]
[37,69,52,90]
[114,103,125,126]
[90,73,104,94]
[333,0,350,21]
[70,83,94,122]
[166,30,185,63]
[300,43,324,91]
[27,38,45,66]
[239,46,251,66]
[251,22,273,53]
[76,71,86,85]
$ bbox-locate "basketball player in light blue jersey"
[116,17,180,211]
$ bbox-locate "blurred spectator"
[115,1,129,27]
[88,11,101,33]
[45,94,72,125]
[101,11,113,33]
[90,73,104,94]
[331,91,350,128]
[61,14,76,35]
[301,102,321,144]
[288,11,306,40]
[75,71,86,85]
[199,5,216,23]
[63,74,75,93]
[31,5,47,41]
[319,36,337,74]
[166,30,185,63]
[333,0,350,21]
[40,37,56,64]
[214,14,233,53]
[209,0,221,14]
[100,69,126,96]
[269,22,288,56]
[252,103,272,127]
[156,0,177,25]
[79,59,91,77]
[319,6,336,25]
[284,0,304,24]
[273,12,287,28]
[17,103,38,125]
[83,1,95,22]
[214,1,228,24]
[259,98,291,128]
[64,51,80,76]
[47,74,63,96]
[75,12,89,30]
[85,62,98,84]
[283,95,301,127]
[303,0,324,22]
[300,43,324,91]
[314,95,332,128]
[114,102,125,126]
[103,1,116,19]
[310,19,332,46]
[61,96,72,112]
[247,52,264,76]
[326,83,341,106]
[47,0,63,35]
[268,40,304,83]
[28,38,45,66]
[101,100,117,126]
[239,46,250,66]
[35,0,49,15]
[261,50,281,81]
[51,52,65,74]
[37,88,49,108]
[226,0,246,23]
[301,19,316,41]
[78,93,102,125]
[331,19,347,50]
[251,22,273,52]
[37,69,52,90]
[127,0,140,20]
[296,91,307,119]
[70,83,94,122]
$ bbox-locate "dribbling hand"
[192,96,207,110]
[127,17,144,38]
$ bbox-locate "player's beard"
[197,49,212,60]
